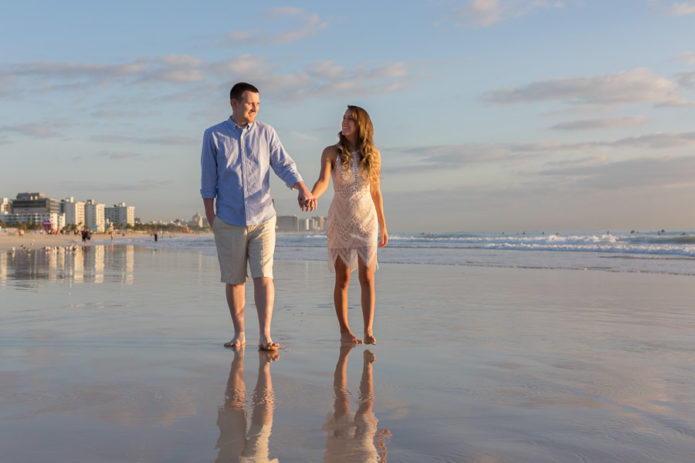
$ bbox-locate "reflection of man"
[215,349,279,463]
[323,346,391,462]
[201,82,315,350]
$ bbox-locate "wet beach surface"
[2,245,695,462]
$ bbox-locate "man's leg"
[248,217,278,351]
[224,283,246,349]
[253,277,277,349]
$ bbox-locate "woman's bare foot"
[364,349,376,364]
[341,330,362,345]
[224,334,246,349]
[363,332,376,345]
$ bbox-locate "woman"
[311,105,388,345]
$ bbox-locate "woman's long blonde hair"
[337,105,380,184]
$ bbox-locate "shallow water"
[2,245,695,462]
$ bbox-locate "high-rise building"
[277,215,300,232]
[105,202,135,228]
[5,192,65,230]
[61,197,85,227]
[0,197,11,214]
[12,192,61,215]
[84,199,106,232]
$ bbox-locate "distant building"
[0,197,11,214]
[84,199,106,232]
[105,202,135,228]
[12,192,61,215]
[61,197,85,227]
[5,192,65,230]
[277,215,300,232]
[189,212,204,228]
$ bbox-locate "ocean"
[114,229,695,276]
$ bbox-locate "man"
[201,82,315,350]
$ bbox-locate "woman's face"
[341,110,357,139]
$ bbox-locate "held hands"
[297,189,317,212]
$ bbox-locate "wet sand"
[2,245,695,462]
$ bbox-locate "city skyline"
[2,1,695,232]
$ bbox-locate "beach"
[2,243,695,462]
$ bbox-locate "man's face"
[231,91,260,125]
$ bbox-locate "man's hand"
[294,182,316,212]
[297,189,316,212]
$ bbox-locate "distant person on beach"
[201,82,315,351]
[310,105,388,344]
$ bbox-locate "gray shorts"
[212,216,276,284]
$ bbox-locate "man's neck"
[231,115,249,127]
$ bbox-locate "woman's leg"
[358,254,377,344]
[334,256,361,344]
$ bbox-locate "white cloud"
[675,50,695,64]
[386,131,695,172]
[550,115,648,131]
[444,0,564,27]
[224,7,327,46]
[540,156,695,189]
[664,2,695,15]
[485,68,679,106]
[0,122,66,138]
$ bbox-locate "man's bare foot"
[363,332,376,345]
[258,334,279,351]
[341,331,362,345]
[224,334,246,349]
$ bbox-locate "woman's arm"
[370,151,388,247]
[310,146,337,200]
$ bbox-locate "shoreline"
[0,230,212,252]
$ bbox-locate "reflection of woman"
[310,106,388,345]
[215,349,279,463]
[323,345,390,463]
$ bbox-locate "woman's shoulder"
[322,144,340,160]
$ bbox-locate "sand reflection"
[0,244,135,285]
[324,346,391,463]
[215,349,279,463]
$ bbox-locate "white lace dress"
[327,152,378,271]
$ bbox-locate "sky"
[1,0,694,232]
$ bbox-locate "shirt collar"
[228,117,255,131]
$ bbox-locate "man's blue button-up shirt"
[200,118,303,226]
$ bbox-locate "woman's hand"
[378,227,388,247]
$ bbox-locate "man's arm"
[203,198,215,227]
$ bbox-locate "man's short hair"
[230,82,259,101]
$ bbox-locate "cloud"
[0,122,66,138]
[550,115,648,130]
[224,7,327,46]
[540,155,695,189]
[675,50,695,64]
[443,0,564,27]
[485,68,679,106]
[90,134,199,145]
[1,51,409,105]
[675,71,695,87]
[98,151,143,160]
[209,56,409,100]
[385,131,695,173]
[663,2,695,15]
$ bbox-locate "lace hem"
[328,247,378,272]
